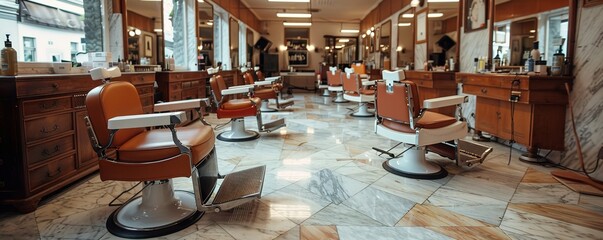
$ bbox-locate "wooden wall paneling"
[127,11,154,33]
[379,0,390,22]
[230,0,240,19]
[494,0,568,22]
[391,0,403,12]
[442,16,458,33]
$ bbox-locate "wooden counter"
[457,73,571,155]
[405,71,457,117]
[156,71,208,122]
[0,72,155,213]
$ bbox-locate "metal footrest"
[261,118,286,132]
[205,166,266,212]
[457,139,493,168]
[278,99,294,109]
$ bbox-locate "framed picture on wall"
[144,35,153,57]
[464,0,488,33]
[416,10,427,43]
[287,51,308,67]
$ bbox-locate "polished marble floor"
[1,93,602,240]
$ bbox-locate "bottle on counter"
[473,57,479,73]
[449,57,455,71]
[551,38,566,76]
[531,41,541,61]
[1,34,18,76]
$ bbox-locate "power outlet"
[510,91,521,102]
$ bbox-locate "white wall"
[17,23,85,62]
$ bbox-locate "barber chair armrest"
[264,76,281,82]
[154,98,210,112]
[254,80,274,86]
[423,95,467,109]
[108,111,186,130]
[222,86,253,95]
[362,80,376,86]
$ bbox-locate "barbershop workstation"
[1,0,603,239]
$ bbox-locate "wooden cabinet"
[457,73,570,152]
[405,71,457,117]
[0,73,155,213]
[156,71,208,122]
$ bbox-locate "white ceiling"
[240,0,382,23]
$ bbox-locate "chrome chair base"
[217,118,259,142]
[382,147,448,179]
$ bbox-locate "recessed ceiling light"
[269,0,310,2]
[341,29,360,33]
[398,23,411,27]
[402,14,414,18]
[428,13,444,18]
[277,13,311,18]
[338,39,350,43]
[283,22,312,26]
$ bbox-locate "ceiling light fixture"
[283,22,312,26]
[398,23,411,27]
[402,14,414,18]
[268,0,310,2]
[277,13,311,18]
[410,0,420,7]
[341,29,360,33]
[338,39,350,43]
[428,12,444,18]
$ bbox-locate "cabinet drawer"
[139,95,154,108]
[413,79,433,88]
[23,96,72,116]
[27,135,75,166]
[28,154,76,192]
[169,72,201,81]
[169,91,182,101]
[170,83,181,91]
[25,113,73,142]
[122,74,155,85]
[182,81,192,89]
[458,75,499,87]
[137,86,154,96]
[181,88,198,100]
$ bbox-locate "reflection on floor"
[1,93,602,240]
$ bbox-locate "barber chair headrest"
[344,67,354,78]
[90,67,121,82]
[329,66,338,75]
[241,67,248,72]
[207,67,219,74]
[254,66,260,71]
[382,70,406,93]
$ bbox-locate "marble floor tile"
[295,169,368,205]
[0,211,39,239]
[302,203,384,227]
[176,223,235,240]
[426,187,508,225]
[300,225,339,240]
[397,204,490,227]
[39,206,111,239]
[343,186,416,226]
[443,175,516,202]
[450,159,527,188]
[501,205,603,240]
[510,183,579,204]
[508,203,603,230]
[427,226,511,240]
[521,168,558,183]
[579,194,603,213]
[337,226,452,240]
[371,173,444,204]
[334,161,388,184]
[273,226,300,240]
[261,183,332,224]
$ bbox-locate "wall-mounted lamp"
[279,45,288,51]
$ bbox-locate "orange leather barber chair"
[85,67,265,238]
[326,67,348,103]
[342,67,375,117]
[351,62,369,80]
[374,70,475,179]
[242,71,293,112]
[210,74,286,141]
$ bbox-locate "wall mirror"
[362,33,370,59]
[397,8,415,68]
[323,36,358,69]
[426,1,459,67]
[246,28,254,67]
[197,0,213,70]
[163,0,189,69]
[229,18,239,69]
[379,20,391,70]
[490,0,571,70]
[125,0,161,65]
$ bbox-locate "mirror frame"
[487,0,577,75]
[229,17,239,69]
[397,8,416,68]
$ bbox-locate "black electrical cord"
[508,78,520,165]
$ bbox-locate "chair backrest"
[243,72,255,85]
[86,81,145,147]
[256,70,265,80]
[376,80,420,123]
[209,75,228,103]
[327,68,342,86]
[352,63,367,75]
[342,70,361,92]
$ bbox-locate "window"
[70,42,79,60]
[23,37,36,62]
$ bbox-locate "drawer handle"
[39,101,58,110]
[480,88,488,94]
[47,167,62,178]
[41,124,59,134]
[42,145,60,156]
[52,83,59,89]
